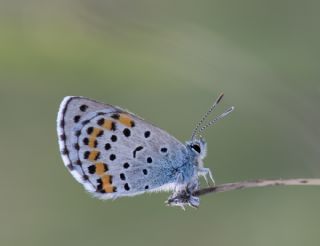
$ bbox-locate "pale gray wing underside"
[57,96,188,199]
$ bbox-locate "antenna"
[190,93,224,141]
[197,106,234,134]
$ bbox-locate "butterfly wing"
[57,96,189,199]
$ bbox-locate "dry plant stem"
[193,178,320,197]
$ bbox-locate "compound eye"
[191,144,201,153]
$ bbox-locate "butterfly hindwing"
[57,96,188,199]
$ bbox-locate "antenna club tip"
[217,93,224,104]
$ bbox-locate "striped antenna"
[197,106,234,134]
[190,93,224,141]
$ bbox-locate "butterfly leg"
[166,180,200,208]
[198,167,215,186]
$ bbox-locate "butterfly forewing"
[57,96,187,199]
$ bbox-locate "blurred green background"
[1,0,320,245]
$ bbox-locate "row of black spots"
[88,163,108,174]
[120,164,130,182]
[119,169,147,180]
[83,151,101,161]
[82,138,98,148]
[119,174,148,190]
[73,102,90,123]
[86,127,104,137]
[110,113,136,128]
[97,118,116,131]
[96,176,114,189]
[133,146,143,158]
[122,182,149,191]
[97,188,115,194]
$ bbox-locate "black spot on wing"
[124,183,130,191]
[111,135,117,142]
[74,115,81,123]
[88,165,96,174]
[73,143,80,150]
[144,131,151,138]
[111,113,120,120]
[97,118,105,126]
[83,138,89,145]
[161,147,168,153]
[87,127,94,135]
[109,154,116,161]
[120,173,126,180]
[123,128,131,137]
[133,146,143,158]
[80,104,88,112]
[104,143,111,150]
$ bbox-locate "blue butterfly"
[57,93,234,208]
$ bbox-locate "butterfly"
[57,93,234,208]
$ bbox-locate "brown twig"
[193,178,320,197]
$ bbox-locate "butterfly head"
[187,93,234,166]
[186,138,207,162]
